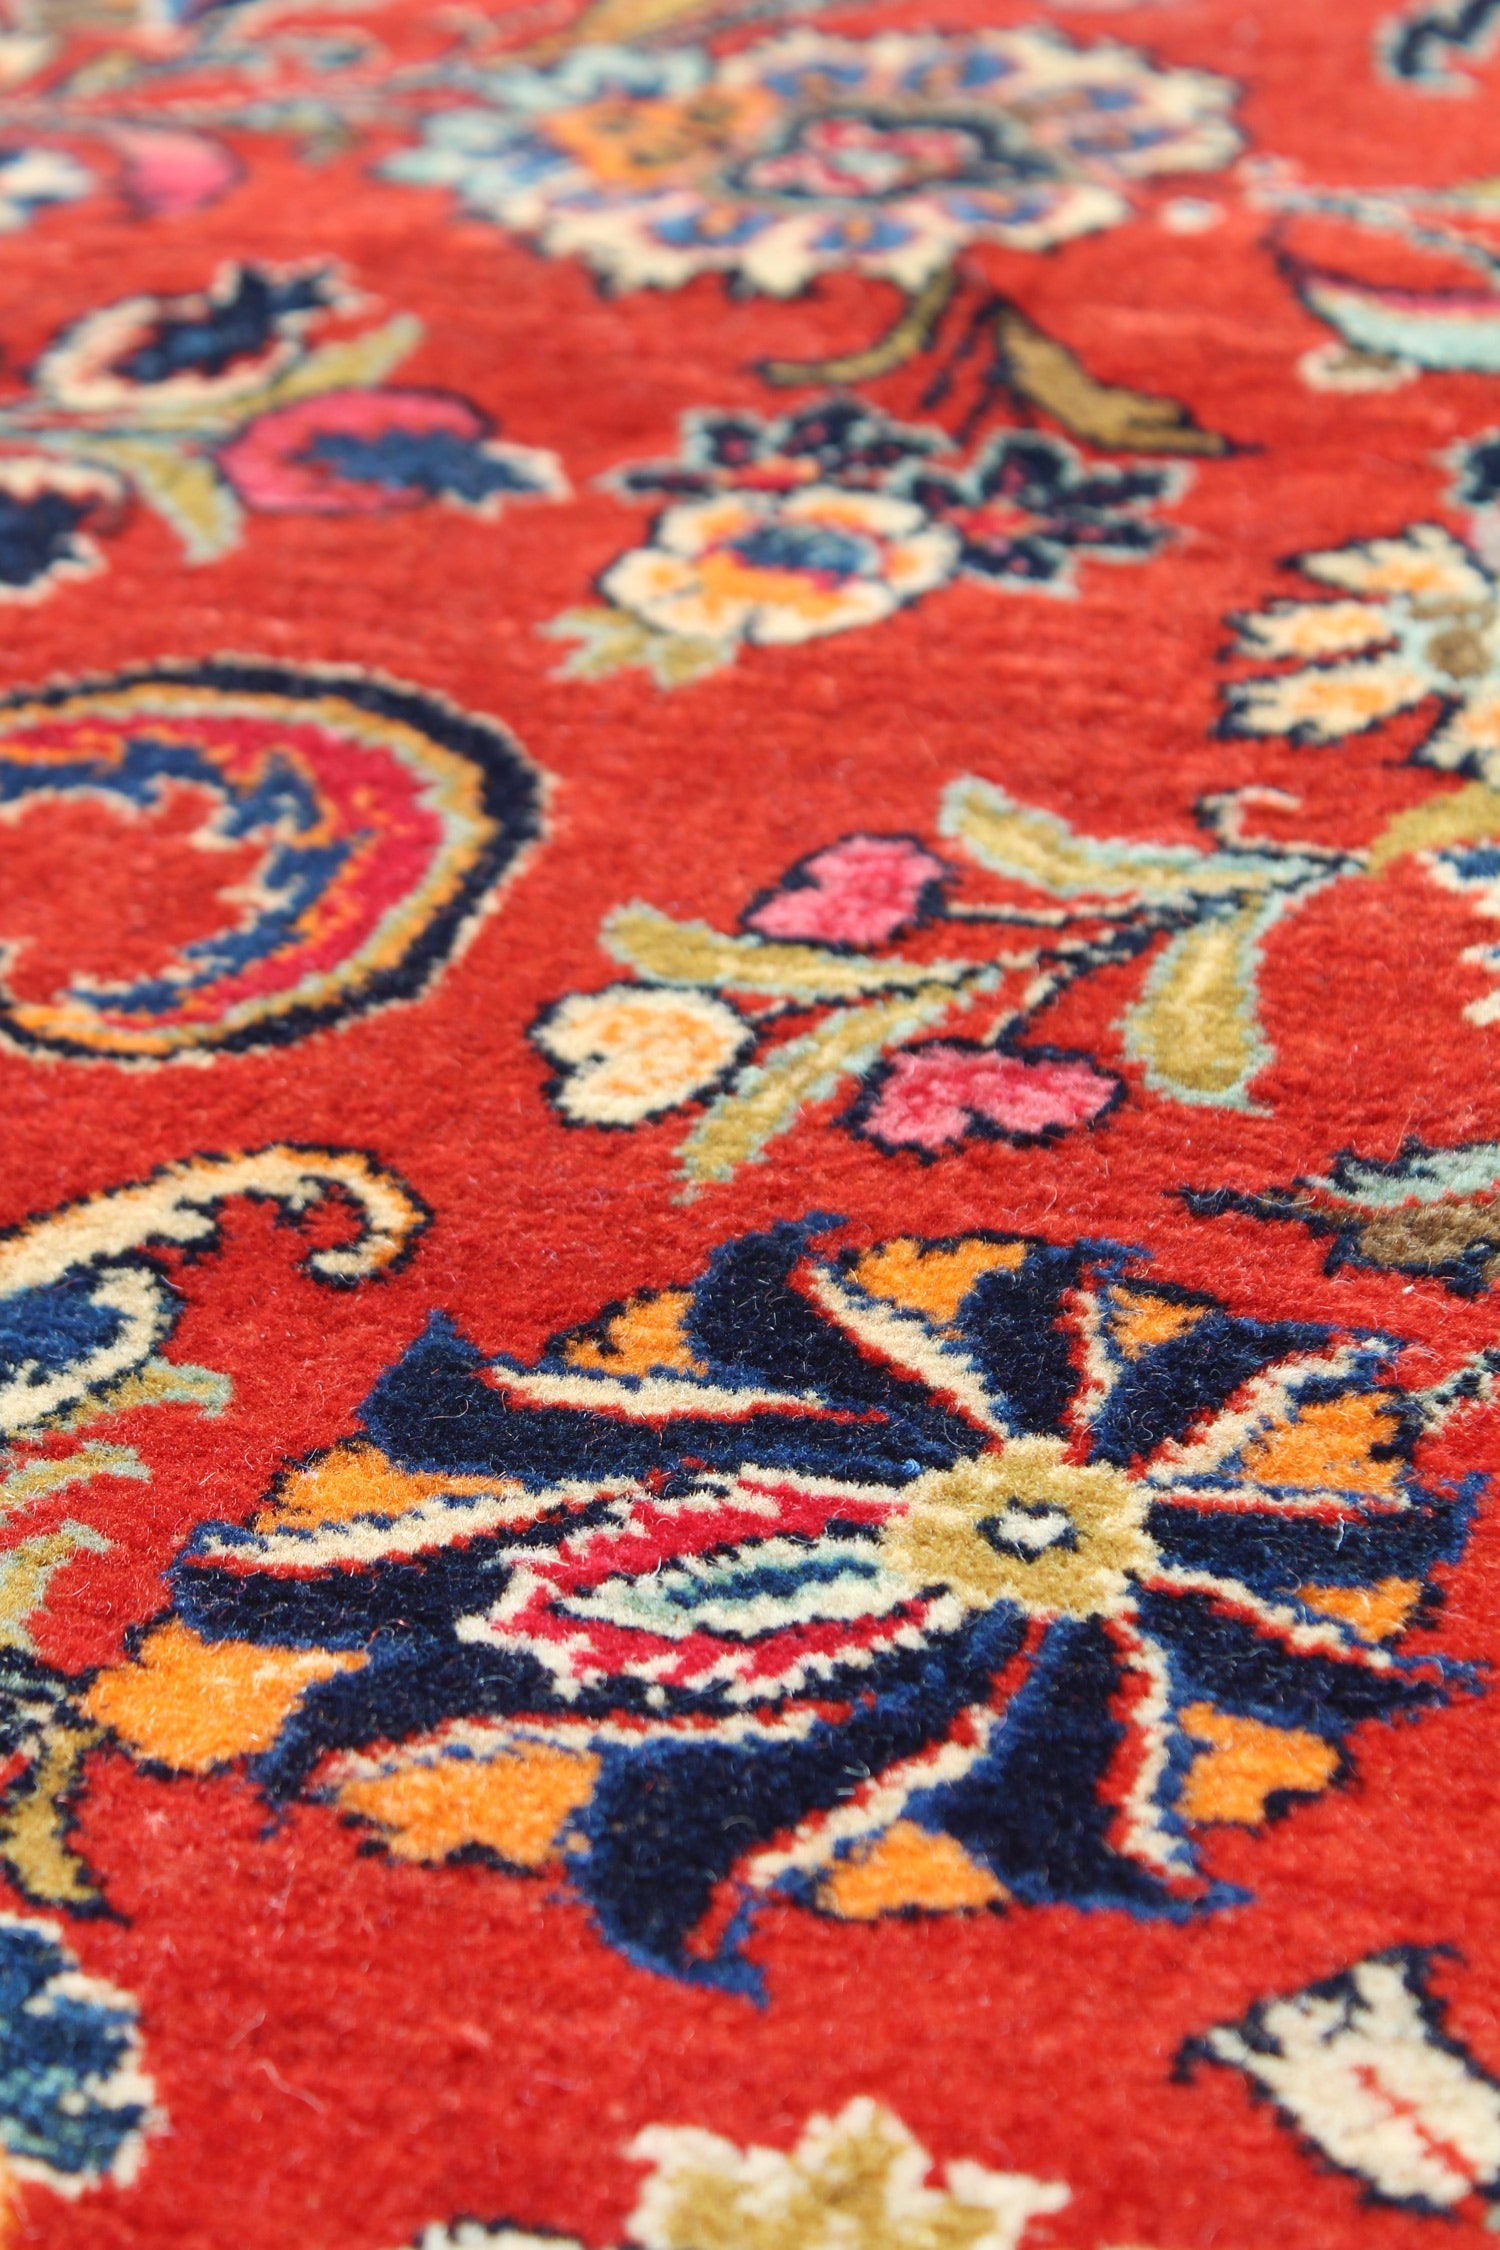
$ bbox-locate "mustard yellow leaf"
[543,605,729,686]
[1365,782,1500,873]
[1122,904,1277,1108]
[942,776,1273,903]
[252,315,424,411]
[79,436,241,562]
[604,904,981,1002]
[681,988,960,1185]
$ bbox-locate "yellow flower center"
[879,1436,1157,1622]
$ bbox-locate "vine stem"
[945,900,1145,928]
[757,265,958,388]
[758,266,1232,457]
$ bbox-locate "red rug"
[0,0,1499,2242]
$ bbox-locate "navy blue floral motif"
[309,426,542,505]
[0,489,90,589]
[1380,0,1500,85]
[149,1220,1475,1988]
[0,460,121,600]
[35,263,342,414]
[118,268,332,390]
[219,387,566,518]
[611,399,945,504]
[897,432,1181,587]
[1456,431,1500,507]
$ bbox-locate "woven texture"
[0,0,1498,2242]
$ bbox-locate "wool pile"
[0,0,1498,2242]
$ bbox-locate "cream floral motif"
[0,148,91,234]
[0,1147,427,1914]
[382,29,1240,295]
[402,2101,1073,2250]
[1192,1951,1500,2214]
[558,404,1187,685]
[1220,523,1500,779]
[534,984,752,1123]
[602,486,959,648]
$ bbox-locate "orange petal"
[338,1743,600,1867]
[86,1620,363,1773]
[819,1820,1006,1919]
[1178,1701,1339,1825]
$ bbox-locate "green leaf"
[603,903,984,1003]
[0,1524,109,1657]
[680,987,961,1185]
[0,1655,103,1910]
[543,605,731,689]
[76,436,242,563]
[941,777,1282,904]
[250,314,424,412]
[1122,902,1281,1108]
[0,1444,145,1515]
[991,300,1230,458]
[1365,782,1500,873]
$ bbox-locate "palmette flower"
[1221,523,1500,780]
[218,388,567,515]
[105,1222,1473,1986]
[602,485,958,647]
[381,29,1240,295]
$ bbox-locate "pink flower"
[854,1043,1119,1155]
[217,388,566,515]
[110,128,240,218]
[744,834,948,948]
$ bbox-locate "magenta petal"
[111,128,240,217]
[218,388,487,514]
[746,834,948,947]
[858,1045,1119,1154]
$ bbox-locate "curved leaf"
[1366,781,1500,873]
[604,903,983,1001]
[1122,903,1282,1108]
[253,314,424,412]
[78,436,241,563]
[680,987,961,1186]
[941,777,1277,904]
